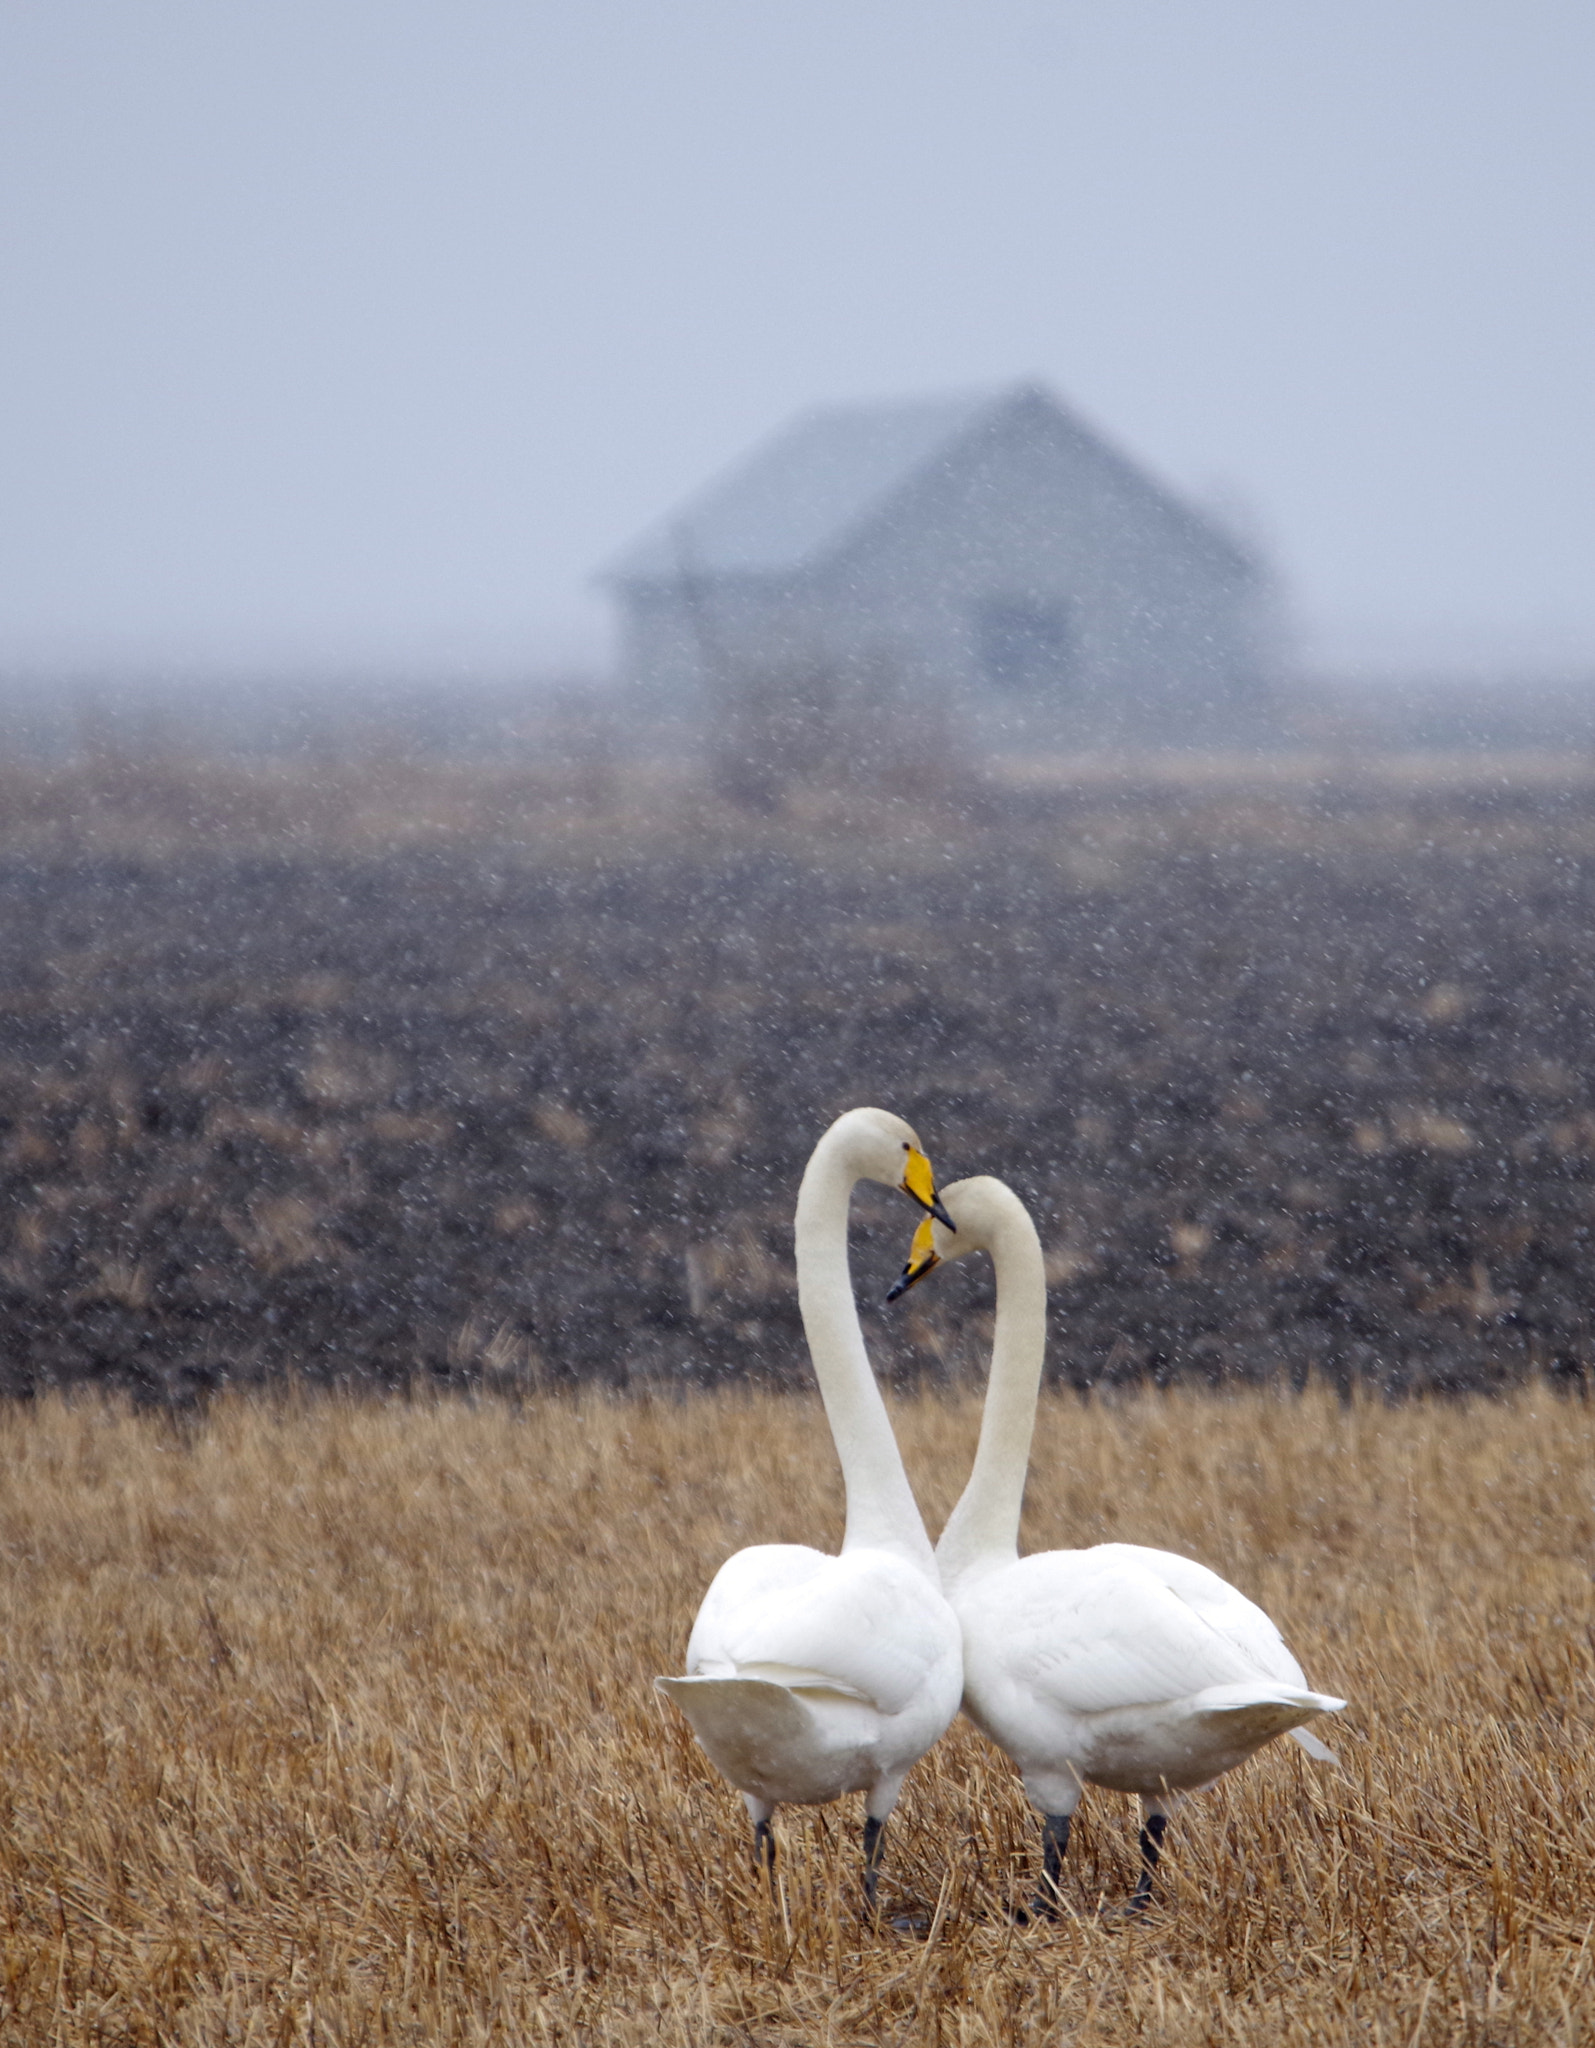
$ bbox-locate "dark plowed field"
[3,760,1594,1398]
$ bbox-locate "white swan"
[656,1108,965,1903]
[890,1176,1344,1914]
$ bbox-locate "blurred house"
[600,383,1278,758]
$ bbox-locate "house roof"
[600,381,1253,586]
[601,387,1007,584]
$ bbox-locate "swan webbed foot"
[1126,1810,1168,1914]
[862,1813,886,1908]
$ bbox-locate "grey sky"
[2,1,1591,680]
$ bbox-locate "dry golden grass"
[2,1384,1594,2044]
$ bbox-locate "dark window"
[974,597,1074,693]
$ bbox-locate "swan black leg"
[1011,1812,1073,1922]
[1042,1812,1072,1890]
[752,1815,776,1877]
[1128,1811,1167,1913]
[862,1814,886,1907]
[1031,1812,1073,1919]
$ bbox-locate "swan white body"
[897,1177,1344,1908]
[657,1109,963,1893]
[952,1539,1341,1814]
[661,1544,959,1813]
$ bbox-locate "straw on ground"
[1,1383,1592,2045]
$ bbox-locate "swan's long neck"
[795,1140,934,1568]
[935,1200,1047,1589]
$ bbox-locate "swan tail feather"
[1187,1682,1346,1752]
[732,1662,872,1700]
[655,1675,818,1788]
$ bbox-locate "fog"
[2,0,1593,683]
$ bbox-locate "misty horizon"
[3,2,1593,681]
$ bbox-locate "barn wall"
[612,391,1279,753]
[805,396,1274,746]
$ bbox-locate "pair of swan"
[657,1108,1344,1915]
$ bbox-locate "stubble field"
[2,1382,1594,2046]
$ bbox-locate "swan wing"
[1088,1543,1318,1687]
[974,1551,1284,1714]
[688,1543,955,1717]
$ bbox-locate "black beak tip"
[930,1197,956,1231]
[885,1273,910,1305]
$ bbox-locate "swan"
[889,1176,1344,1914]
[656,1107,965,1905]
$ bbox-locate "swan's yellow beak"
[899,1145,955,1229]
[886,1216,941,1303]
